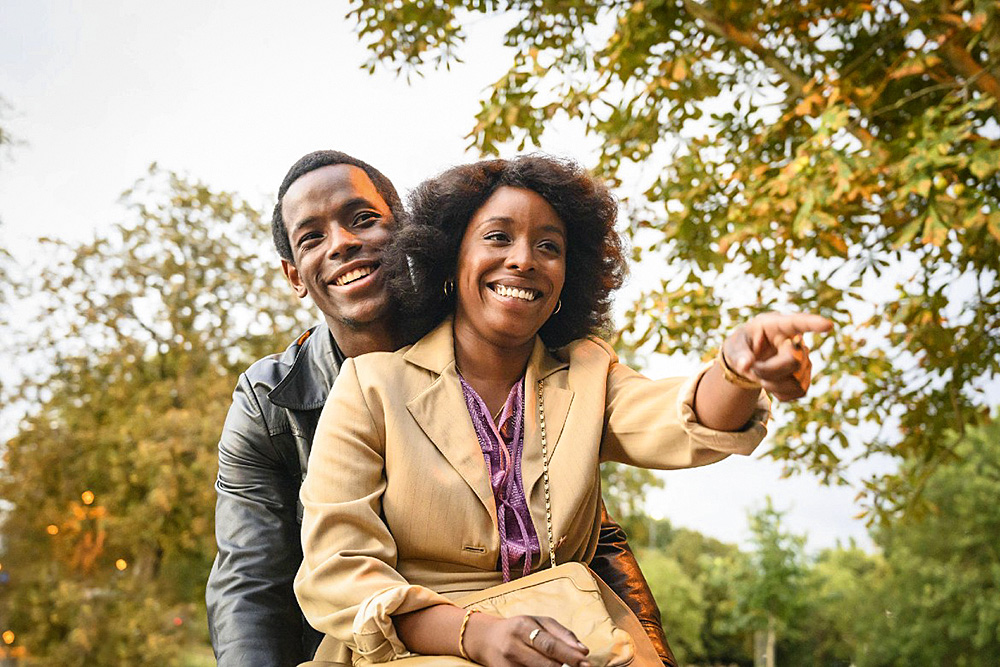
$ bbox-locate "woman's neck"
[453,326,534,417]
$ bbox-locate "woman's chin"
[454,309,546,352]
[485,323,542,350]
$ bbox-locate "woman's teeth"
[493,284,538,301]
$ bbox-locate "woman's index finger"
[762,313,833,339]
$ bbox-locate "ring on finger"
[790,334,804,350]
[528,628,540,645]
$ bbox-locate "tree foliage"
[802,544,885,665]
[346,0,1000,516]
[633,420,1000,666]
[0,167,310,664]
[0,95,14,166]
[733,500,808,666]
[856,419,1000,665]
[635,549,707,663]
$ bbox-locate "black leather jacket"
[206,325,676,667]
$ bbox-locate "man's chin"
[325,300,392,332]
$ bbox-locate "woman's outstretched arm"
[693,312,833,431]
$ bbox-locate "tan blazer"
[294,319,769,663]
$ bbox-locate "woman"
[294,155,830,666]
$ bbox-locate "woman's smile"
[488,282,542,302]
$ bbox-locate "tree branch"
[681,0,810,97]
[937,30,1000,113]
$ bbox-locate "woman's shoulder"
[556,335,619,365]
[346,345,414,376]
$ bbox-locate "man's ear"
[281,259,309,299]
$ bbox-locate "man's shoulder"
[242,328,316,392]
[221,327,328,451]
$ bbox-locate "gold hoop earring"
[553,300,561,315]
[443,279,454,297]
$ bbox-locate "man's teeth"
[335,266,374,286]
[494,284,538,301]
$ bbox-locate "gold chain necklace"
[537,380,557,569]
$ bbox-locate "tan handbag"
[302,380,662,666]
[453,560,662,666]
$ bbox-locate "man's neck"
[325,317,397,358]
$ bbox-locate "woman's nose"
[505,240,534,271]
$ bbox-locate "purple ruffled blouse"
[458,374,541,582]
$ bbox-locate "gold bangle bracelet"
[717,346,762,390]
[458,609,477,660]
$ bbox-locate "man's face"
[280,164,394,339]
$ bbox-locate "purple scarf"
[459,375,541,581]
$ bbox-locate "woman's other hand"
[723,312,833,401]
[465,613,592,667]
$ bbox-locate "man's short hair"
[271,150,404,262]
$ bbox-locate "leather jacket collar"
[268,324,344,411]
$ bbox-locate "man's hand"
[465,613,592,667]
[723,313,833,401]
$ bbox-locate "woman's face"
[453,186,566,352]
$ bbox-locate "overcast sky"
[0,0,877,552]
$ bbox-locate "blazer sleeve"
[294,358,453,664]
[206,373,312,667]
[601,359,770,468]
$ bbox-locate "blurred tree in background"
[0,96,14,163]
[663,529,752,664]
[801,544,884,665]
[0,167,310,664]
[0,97,18,398]
[638,549,707,663]
[855,419,1000,665]
[634,425,1000,666]
[719,500,806,666]
[346,0,1000,518]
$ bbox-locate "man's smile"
[332,263,379,287]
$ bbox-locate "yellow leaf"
[826,233,848,255]
[894,217,922,247]
[889,60,929,80]
[671,59,687,81]
[987,212,1000,242]
[921,207,947,245]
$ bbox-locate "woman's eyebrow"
[478,215,514,225]
[539,223,566,238]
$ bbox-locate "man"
[206,150,676,666]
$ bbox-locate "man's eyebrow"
[339,196,381,212]
[290,197,383,234]
[290,216,319,235]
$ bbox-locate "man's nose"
[327,225,362,258]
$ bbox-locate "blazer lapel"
[522,339,573,507]
[404,320,498,528]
